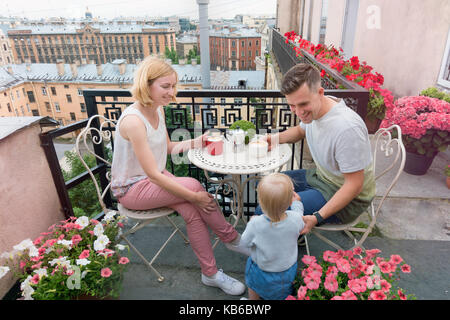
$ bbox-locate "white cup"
[249,140,268,158]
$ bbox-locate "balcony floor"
[118,142,449,300]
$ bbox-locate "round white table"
[188,142,292,246]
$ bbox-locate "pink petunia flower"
[369,290,387,300]
[119,257,130,265]
[71,234,82,246]
[390,254,403,264]
[398,289,407,300]
[79,249,90,259]
[401,264,411,273]
[380,279,392,293]
[301,255,317,265]
[304,276,320,290]
[100,268,112,278]
[297,286,307,300]
[324,277,338,292]
[336,258,351,273]
[378,261,392,274]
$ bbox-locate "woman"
[111,56,245,296]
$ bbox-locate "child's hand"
[292,191,301,203]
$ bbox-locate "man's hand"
[263,134,278,151]
[300,215,318,235]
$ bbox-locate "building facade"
[0,29,14,66]
[7,22,176,65]
[209,26,261,71]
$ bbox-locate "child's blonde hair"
[130,56,178,107]
[257,173,294,222]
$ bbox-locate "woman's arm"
[120,115,216,214]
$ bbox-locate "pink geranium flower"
[100,268,112,278]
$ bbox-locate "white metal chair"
[75,115,189,282]
[304,124,406,254]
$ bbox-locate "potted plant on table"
[0,211,129,300]
[287,247,415,300]
[380,95,450,175]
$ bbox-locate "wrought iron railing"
[40,89,304,220]
[271,28,369,120]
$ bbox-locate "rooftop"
[0,63,265,89]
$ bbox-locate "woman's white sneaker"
[201,269,245,295]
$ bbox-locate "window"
[77,88,83,96]
[80,102,86,112]
[64,85,69,89]
[7,103,11,112]
[438,28,450,88]
[27,91,35,103]
[66,94,72,103]
[70,112,76,121]
[41,87,47,95]
[55,102,60,112]
[51,87,57,95]
[45,102,51,112]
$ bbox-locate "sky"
[2,0,277,20]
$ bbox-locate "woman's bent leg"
[118,172,237,276]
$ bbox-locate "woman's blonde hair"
[130,56,178,107]
[257,173,294,222]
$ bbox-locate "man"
[257,63,375,235]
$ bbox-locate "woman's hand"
[192,191,217,214]
[193,133,209,149]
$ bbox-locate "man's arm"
[266,126,305,150]
[300,169,365,234]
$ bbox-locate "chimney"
[26,63,31,72]
[96,63,103,76]
[118,61,126,75]
[56,59,65,76]
[197,0,211,88]
[70,63,78,78]
[81,58,87,65]
[7,65,13,74]
[75,59,81,66]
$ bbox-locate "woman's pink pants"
[118,170,237,276]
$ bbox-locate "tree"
[62,150,102,218]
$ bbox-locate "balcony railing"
[271,28,369,120]
[40,89,304,221]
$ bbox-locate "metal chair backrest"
[372,124,406,219]
[75,115,116,212]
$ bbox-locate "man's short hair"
[280,63,321,95]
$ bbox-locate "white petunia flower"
[56,239,73,249]
[93,234,110,251]
[49,256,69,267]
[0,266,10,279]
[28,245,39,257]
[115,244,126,251]
[76,258,91,266]
[33,268,48,278]
[93,223,104,237]
[102,211,117,223]
[13,239,34,252]
[75,216,89,230]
